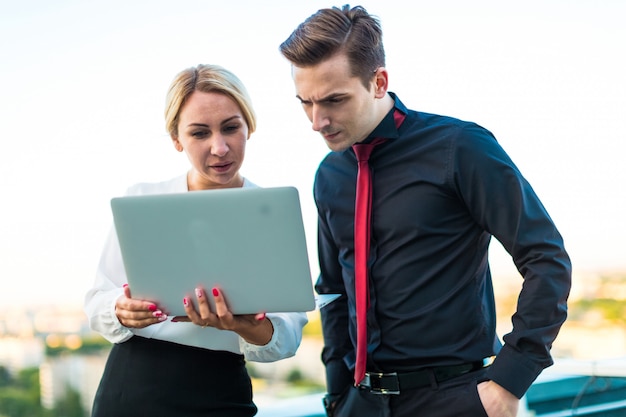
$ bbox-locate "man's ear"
[373,67,389,98]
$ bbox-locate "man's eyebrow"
[296,93,347,103]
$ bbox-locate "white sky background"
[0,0,624,308]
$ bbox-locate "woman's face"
[172,90,248,190]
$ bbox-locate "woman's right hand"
[115,284,168,328]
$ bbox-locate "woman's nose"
[211,135,229,157]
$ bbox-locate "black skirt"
[92,336,257,417]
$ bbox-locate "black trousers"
[332,368,489,417]
[92,336,257,417]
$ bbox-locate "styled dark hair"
[279,4,385,88]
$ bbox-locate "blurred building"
[39,352,108,414]
[0,337,45,375]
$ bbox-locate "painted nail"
[183,297,188,306]
[148,304,157,312]
[195,288,203,298]
[158,314,167,321]
[153,311,163,317]
[255,312,266,321]
[122,283,129,288]
[212,288,219,297]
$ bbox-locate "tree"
[0,366,11,387]
[0,367,48,417]
[53,387,85,417]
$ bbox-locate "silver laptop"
[110,186,316,316]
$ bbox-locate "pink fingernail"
[153,311,163,317]
[148,304,157,312]
[255,312,266,321]
[212,288,219,297]
[183,297,188,306]
[195,288,203,298]
[122,283,129,288]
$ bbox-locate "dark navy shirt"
[314,93,571,398]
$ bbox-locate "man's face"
[292,53,379,152]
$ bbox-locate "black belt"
[358,361,486,395]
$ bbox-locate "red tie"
[352,110,405,386]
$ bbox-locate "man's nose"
[311,105,330,132]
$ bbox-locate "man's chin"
[325,140,351,153]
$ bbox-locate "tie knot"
[353,138,386,162]
[353,143,375,162]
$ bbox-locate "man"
[280,5,571,417]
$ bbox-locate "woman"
[84,64,308,417]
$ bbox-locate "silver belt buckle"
[360,372,400,395]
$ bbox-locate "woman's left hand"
[172,287,273,345]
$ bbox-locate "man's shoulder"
[391,93,474,129]
[409,109,480,129]
[406,110,495,143]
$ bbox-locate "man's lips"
[322,131,340,141]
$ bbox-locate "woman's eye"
[224,124,240,133]
[191,130,208,138]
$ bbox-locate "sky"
[0,0,625,308]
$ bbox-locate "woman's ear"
[171,135,184,152]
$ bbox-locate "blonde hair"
[164,64,257,138]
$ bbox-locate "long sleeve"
[314,201,354,395]
[240,312,308,362]
[83,226,134,343]
[83,175,188,344]
[452,124,571,397]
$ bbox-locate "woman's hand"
[115,284,168,329]
[172,287,274,345]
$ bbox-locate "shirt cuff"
[105,292,133,343]
[239,317,289,362]
[325,359,353,395]
[485,344,550,398]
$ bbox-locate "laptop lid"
[110,186,316,316]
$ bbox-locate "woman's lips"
[211,162,233,173]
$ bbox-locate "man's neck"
[377,93,395,123]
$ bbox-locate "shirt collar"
[363,92,407,143]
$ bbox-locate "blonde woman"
[85,64,308,417]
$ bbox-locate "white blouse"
[84,174,308,362]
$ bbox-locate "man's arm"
[454,124,572,398]
[315,211,354,396]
